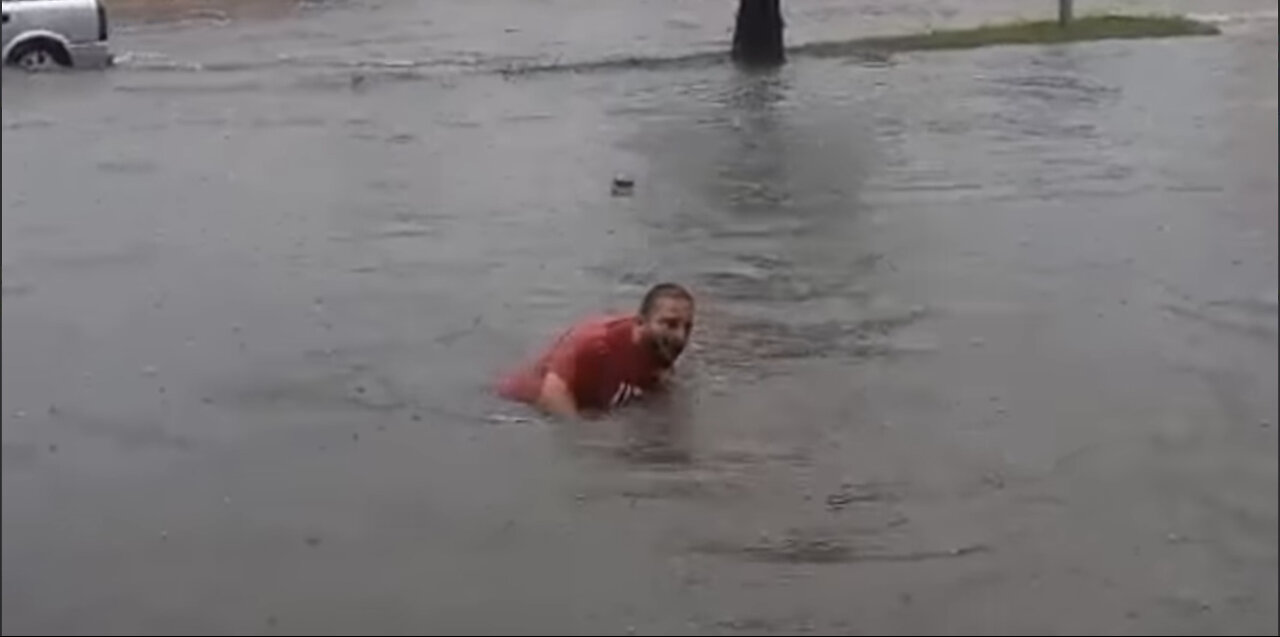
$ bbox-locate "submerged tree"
[731,0,785,67]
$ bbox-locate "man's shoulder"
[568,313,630,335]
[563,314,630,351]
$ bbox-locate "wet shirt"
[498,314,665,413]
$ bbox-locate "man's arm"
[535,371,580,420]
[534,327,606,420]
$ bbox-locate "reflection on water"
[617,65,917,385]
[714,69,792,218]
[614,413,694,466]
[563,386,696,468]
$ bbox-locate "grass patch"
[497,14,1219,77]
[796,14,1219,58]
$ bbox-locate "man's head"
[635,283,695,367]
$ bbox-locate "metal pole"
[1059,0,1073,27]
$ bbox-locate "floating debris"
[825,482,891,511]
[825,492,856,511]
[981,471,1005,489]
[611,173,636,196]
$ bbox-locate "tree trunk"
[732,0,785,67]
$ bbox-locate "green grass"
[502,13,1220,76]
[796,14,1219,58]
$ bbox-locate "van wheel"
[8,39,72,71]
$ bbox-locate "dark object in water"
[611,174,635,196]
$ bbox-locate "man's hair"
[639,282,694,317]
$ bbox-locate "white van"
[1,0,110,70]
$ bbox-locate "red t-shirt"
[498,314,666,413]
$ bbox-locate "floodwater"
[2,1,1277,634]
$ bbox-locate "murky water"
[2,1,1277,634]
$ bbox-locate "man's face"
[638,297,695,366]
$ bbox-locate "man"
[498,283,695,420]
